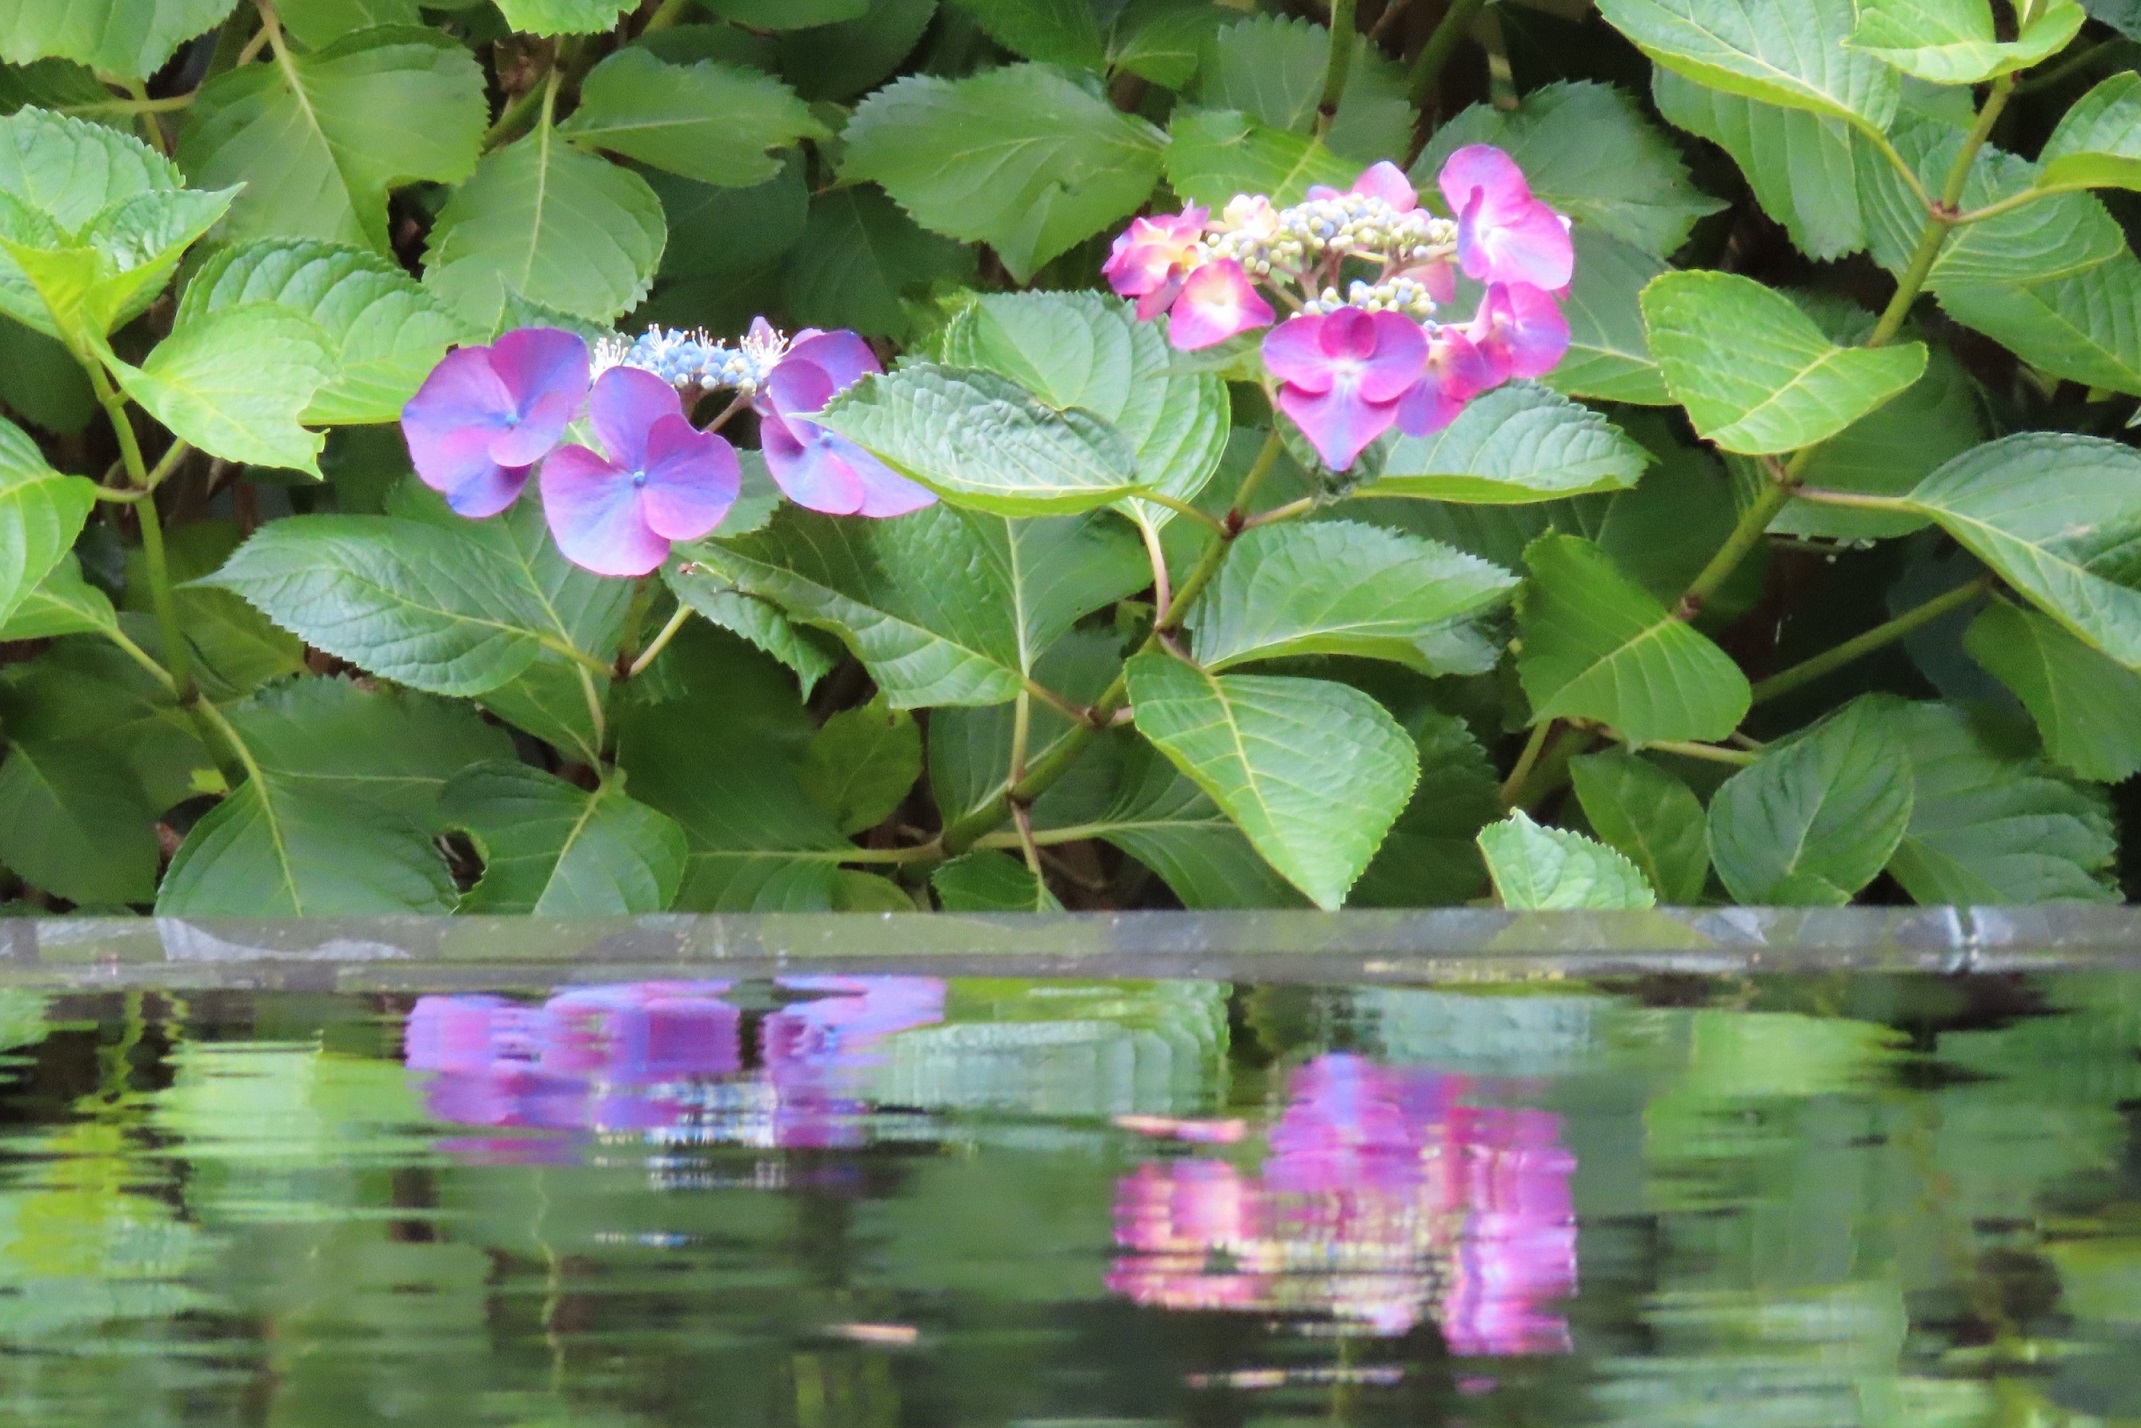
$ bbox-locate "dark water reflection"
[0,971,2138,1424]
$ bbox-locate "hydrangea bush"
[0,0,2138,915]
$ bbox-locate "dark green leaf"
[952,0,1104,67]
[782,183,972,341]
[1195,13,1412,163]
[799,695,922,834]
[1163,106,1357,209]
[1351,708,1502,907]
[1965,598,2141,783]
[0,739,156,904]
[1652,67,1868,262]
[1546,228,1674,405]
[933,849,1062,911]
[1937,252,2141,397]
[1570,749,1709,904]
[443,761,688,914]
[558,49,825,187]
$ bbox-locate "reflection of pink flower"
[1103,207,1208,319]
[762,976,945,1147]
[1437,145,1574,291]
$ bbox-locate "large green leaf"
[1965,598,2141,784]
[0,641,207,814]
[840,63,1165,282]
[1900,433,2141,670]
[1517,532,1751,744]
[1595,0,1900,131]
[0,169,234,347]
[1570,749,1709,904]
[781,183,974,341]
[1162,106,1357,209]
[178,238,474,426]
[951,0,1104,67]
[1110,0,1226,88]
[936,289,1227,535]
[1937,253,2141,396]
[0,107,179,230]
[0,0,235,80]
[1847,0,2083,84]
[421,125,666,328]
[106,303,332,475]
[1351,708,1502,908]
[933,626,1117,829]
[443,761,687,914]
[0,739,157,904]
[179,27,486,252]
[798,696,922,835]
[666,566,838,696]
[557,49,825,187]
[1641,271,1926,454]
[1477,811,1657,910]
[1545,228,1674,405]
[0,413,95,631]
[1415,82,1723,257]
[818,363,1143,515]
[1707,696,1913,905]
[1362,381,1651,502]
[2038,72,2141,193]
[933,849,1060,912]
[1194,13,1413,163]
[1885,701,2116,904]
[276,0,422,47]
[1652,67,1868,262]
[1124,653,1417,909]
[684,502,1145,707]
[492,0,634,33]
[1187,520,1515,673]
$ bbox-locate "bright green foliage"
[275,0,421,47]
[1708,698,1914,905]
[557,50,826,188]
[0,414,95,631]
[799,696,922,834]
[1366,382,1652,502]
[1570,750,1711,904]
[1478,810,1658,910]
[0,0,235,80]
[1937,255,2141,396]
[1964,600,2141,783]
[1596,0,1900,130]
[2039,72,2141,193]
[0,553,115,641]
[705,0,866,27]
[1518,533,1751,745]
[107,303,333,473]
[1196,13,1413,162]
[1547,228,1674,404]
[492,0,633,33]
[952,0,1105,68]
[1847,0,2084,83]
[443,762,687,915]
[1164,107,1358,209]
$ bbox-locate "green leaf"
[933,626,1117,827]
[0,188,235,349]
[1641,271,1926,454]
[1415,81,1723,257]
[0,107,178,228]
[799,696,922,835]
[936,289,1227,534]
[2039,72,2141,193]
[0,739,157,904]
[839,63,1165,282]
[1363,381,1652,502]
[666,568,838,695]
[1517,532,1751,744]
[0,0,236,80]
[1570,749,1709,904]
[1885,701,2116,904]
[0,641,207,813]
[1187,520,1515,673]
[1707,696,1913,905]
[443,762,687,914]
[106,303,332,475]
[1195,13,1413,164]
[177,238,475,426]
[1847,0,2084,84]
[782,183,974,341]
[1595,0,1900,131]
[492,0,633,33]
[0,413,95,631]
[200,514,561,696]
[775,0,938,102]
[1351,708,1502,907]
[275,0,421,47]
[1111,0,1227,88]
[1965,598,2141,783]
[1937,253,2141,396]
[0,553,115,641]
[557,49,825,187]
[180,28,486,253]
[686,502,1145,707]
[0,313,95,433]
[421,127,667,329]
[1162,106,1358,209]
[952,0,1104,67]
[1124,653,1417,909]
[933,849,1062,912]
[1544,228,1674,405]
[818,363,1143,515]
[1478,810,1657,910]
[705,0,866,26]
[1901,433,2141,670]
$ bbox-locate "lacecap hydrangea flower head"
[1103,147,1574,471]
[400,318,932,576]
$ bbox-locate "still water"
[0,971,2136,1425]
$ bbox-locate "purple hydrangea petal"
[447,463,535,519]
[589,366,682,470]
[1277,374,1400,472]
[540,444,672,577]
[764,359,839,425]
[1261,314,1339,394]
[486,328,589,467]
[1355,311,1430,404]
[404,346,518,501]
[784,330,880,395]
[760,409,868,515]
[637,415,740,542]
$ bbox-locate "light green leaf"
[1596,0,1899,130]
[0,413,95,631]
[952,0,1104,67]
[178,238,475,426]
[180,27,486,253]
[1708,696,1913,905]
[1642,270,1926,454]
[0,0,236,80]
[1965,598,2141,783]
[443,762,687,915]
[1937,253,2141,396]
[492,0,633,33]
[421,127,667,329]
[0,553,115,641]
[1163,106,1357,209]
[1570,749,1709,904]
[106,303,332,475]
[0,107,178,229]
[1848,0,2084,84]
[1187,520,1515,672]
[1886,701,2117,904]
[1363,380,1652,502]
[1415,81,1723,257]
[818,362,1142,515]
[1652,67,1868,262]
[839,63,1165,282]
[275,0,421,47]
[1545,228,1674,405]
[933,849,1062,912]
[799,696,922,835]
[0,187,235,349]
[1901,433,2141,669]
[1195,13,1413,163]
[1124,653,1417,909]
[2039,72,2141,193]
[557,49,825,187]
[1517,532,1751,744]
[1478,810,1657,910]
[782,182,974,341]
[0,739,157,904]
[199,514,560,695]
[1352,708,1502,908]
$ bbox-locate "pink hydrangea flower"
[1347,159,1418,210]
[1437,144,1574,291]
[757,331,936,518]
[1102,206,1208,319]
[540,366,740,577]
[1166,258,1276,350]
[1261,307,1429,469]
[1396,327,1497,436]
[400,327,588,518]
[1467,281,1571,382]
